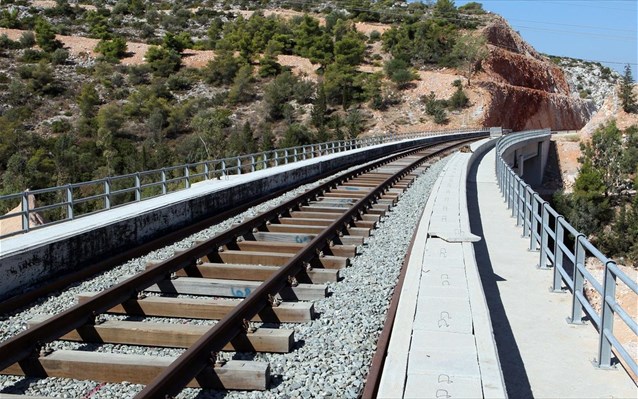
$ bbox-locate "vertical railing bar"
[21,191,30,233]
[597,261,616,368]
[65,184,74,220]
[104,179,111,209]
[135,173,141,201]
[569,234,587,324]
[538,202,550,269]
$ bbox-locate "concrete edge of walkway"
[377,161,447,397]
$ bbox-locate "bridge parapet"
[495,130,637,380]
[0,128,483,240]
[496,128,550,187]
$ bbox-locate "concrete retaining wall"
[0,132,487,300]
[501,135,550,187]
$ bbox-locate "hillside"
[0,0,609,201]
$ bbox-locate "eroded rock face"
[480,81,595,131]
[478,18,594,130]
[483,47,570,95]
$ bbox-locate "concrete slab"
[468,147,637,398]
[410,330,477,353]
[420,267,467,289]
[413,296,472,334]
[404,373,483,399]
[408,349,480,376]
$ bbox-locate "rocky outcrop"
[480,81,594,131]
[478,18,595,131]
[483,47,570,95]
[482,16,539,56]
[580,84,638,137]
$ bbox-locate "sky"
[450,0,638,77]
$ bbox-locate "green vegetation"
[421,80,471,124]
[95,37,128,63]
[554,121,638,264]
[619,64,637,113]
[0,0,493,216]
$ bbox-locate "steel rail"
[136,140,467,398]
[0,140,435,373]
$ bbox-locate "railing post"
[302,146,307,160]
[294,148,298,162]
[22,191,30,233]
[552,216,566,292]
[204,163,210,180]
[529,195,539,251]
[184,166,190,189]
[161,169,167,193]
[262,153,268,170]
[135,173,141,201]
[522,186,531,237]
[66,184,74,220]
[250,155,256,172]
[221,159,227,177]
[104,179,111,209]
[514,177,521,223]
[285,149,289,164]
[538,202,551,269]
[568,234,587,324]
[597,261,617,368]
[237,157,241,175]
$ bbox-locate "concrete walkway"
[467,148,637,398]
[378,141,506,398]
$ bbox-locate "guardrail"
[495,129,637,376]
[0,128,485,239]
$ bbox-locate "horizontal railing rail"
[495,129,637,377]
[0,128,485,239]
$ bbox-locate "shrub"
[368,30,381,42]
[166,72,193,91]
[50,48,69,65]
[51,119,71,133]
[145,45,181,77]
[35,18,63,53]
[0,33,19,50]
[95,37,128,62]
[205,50,242,86]
[20,49,46,63]
[19,31,36,48]
[448,81,469,109]
[423,91,448,124]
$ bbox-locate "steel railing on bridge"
[496,129,637,377]
[0,128,486,240]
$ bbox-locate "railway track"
[0,137,476,398]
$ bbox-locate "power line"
[505,17,637,34]
[510,24,636,41]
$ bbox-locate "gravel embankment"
[0,155,450,398]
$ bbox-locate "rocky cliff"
[478,18,596,131]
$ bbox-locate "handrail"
[0,128,485,239]
[495,129,637,376]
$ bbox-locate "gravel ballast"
[0,154,451,398]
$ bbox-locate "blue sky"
[451,0,638,76]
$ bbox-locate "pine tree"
[619,64,636,113]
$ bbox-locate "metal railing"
[495,129,637,376]
[0,128,484,239]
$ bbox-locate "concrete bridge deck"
[378,141,637,398]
